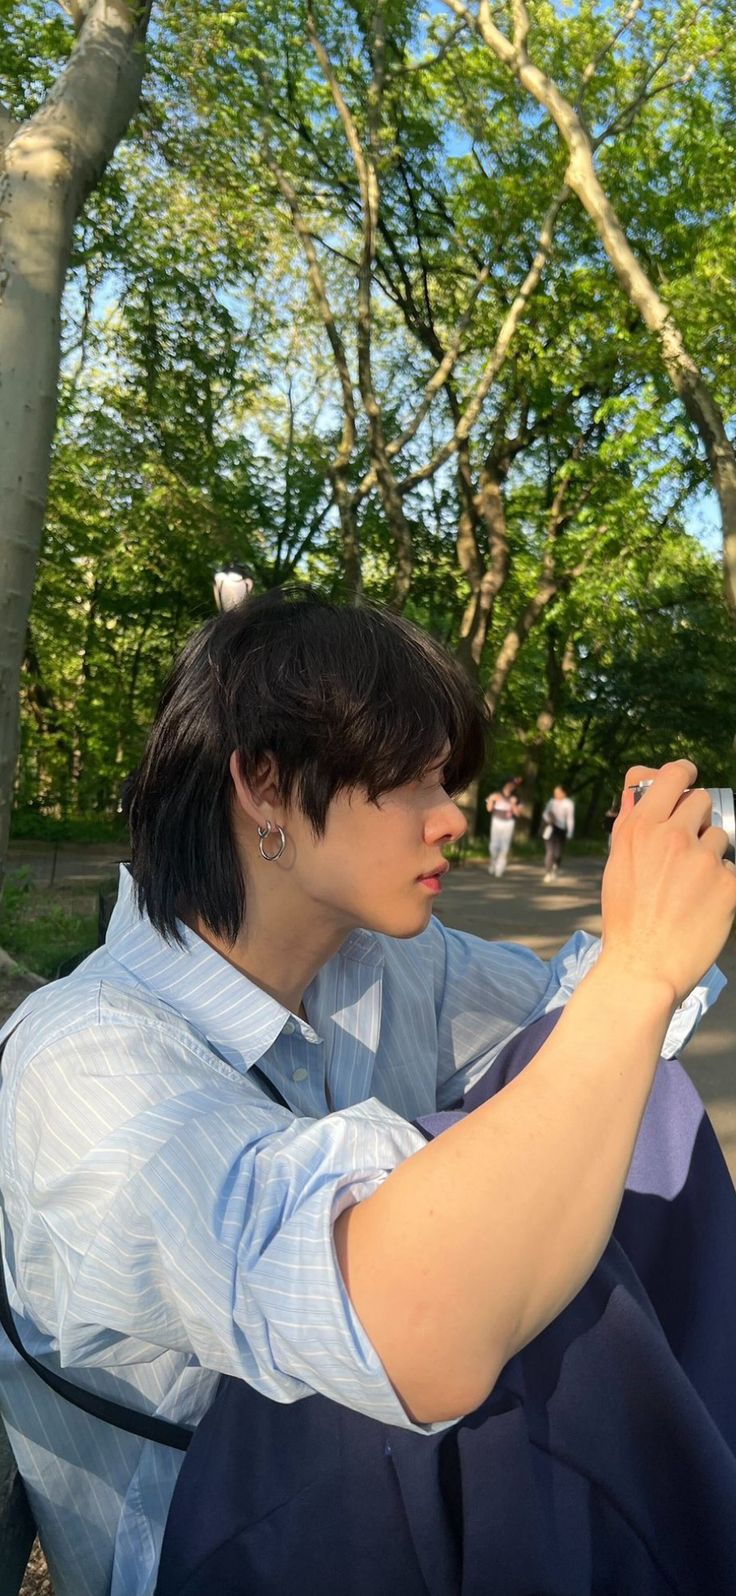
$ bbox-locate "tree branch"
[262,148,356,442]
[352,263,491,504]
[18,0,153,206]
[306,1,377,417]
[282,496,334,577]
[459,0,736,613]
[592,4,708,148]
[396,183,569,494]
[307,0,413,607]
[510,0,530,54]
[56,0,86,34]
[405,18,469,74]
[577,0,643,110]
[261,144,362,594]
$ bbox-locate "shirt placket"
[264,1021,328,1116]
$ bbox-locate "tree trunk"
[519,626,574,828]
[0,0,152,898]
[73,576,101,813]
[581,769,607,839]
[456,455,512,675]
[485,578,559,718]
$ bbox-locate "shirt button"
[292,1067,308,1083]
[282,1021,295,1036]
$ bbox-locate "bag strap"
[0,1024,448,1449]
[0,1228,194,1450]
[0,1028,290,1451]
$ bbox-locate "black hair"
[127,588,488,943]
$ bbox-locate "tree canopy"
[3,0,735,841]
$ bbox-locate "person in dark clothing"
[542,783,575,882]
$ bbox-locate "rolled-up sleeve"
[428,919,726,1105]
[6,1026,435,1430]
[535,929,726,1059]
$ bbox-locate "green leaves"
[6,0,736,828]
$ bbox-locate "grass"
[10,811,129,844]
[0,871,99,979]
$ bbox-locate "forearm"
[334,959,675,1423]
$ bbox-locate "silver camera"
[630,782,736,863]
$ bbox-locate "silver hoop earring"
[257,821,286,862]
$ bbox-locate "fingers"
[699,825,733,862]
[622,759,698,822]
[688,828,736,909]
[669,786,712,836]
[623,764,659,788]
[619,766,657,818]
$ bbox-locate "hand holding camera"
[600,759,736,1009]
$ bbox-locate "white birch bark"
[0,1,153,895]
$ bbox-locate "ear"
[229,752,283,830]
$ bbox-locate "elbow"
[394,1356,504,1427]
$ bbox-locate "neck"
[189,892,351,1018]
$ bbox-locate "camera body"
[630,782,736,864]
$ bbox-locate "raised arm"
[335,760,736,1422]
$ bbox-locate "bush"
[10,811,129,844]
[0,871,97,979]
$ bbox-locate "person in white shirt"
[485,777,522,877]
[542,783,575,882]
[0,589,734,1596]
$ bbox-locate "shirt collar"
[104,866,381,1072]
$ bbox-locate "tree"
[0,0,153,895]
[5,0,735,843]
[445,0,736,612]
[484,491,736,806]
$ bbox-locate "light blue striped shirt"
[0,867,723,1596]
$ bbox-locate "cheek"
[324,818,416,890]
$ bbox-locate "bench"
[0,1417,36,1596]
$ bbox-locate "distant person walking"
[486,777,522,878]
[542,784,575,883]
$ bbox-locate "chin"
[363,900,434,940]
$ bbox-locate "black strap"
[0,1037,291,1450]
[0,1223,194,1450]
[249,1063,291,1110]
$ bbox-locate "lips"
[418,863,449,884]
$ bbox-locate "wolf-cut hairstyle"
[126,588,488,943]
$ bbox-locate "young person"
[485,776,522,878]
[542,782,575,882]
[0,589,734,1596]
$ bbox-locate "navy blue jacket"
[156,1009,736,1595]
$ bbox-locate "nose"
[425,793,467,848]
